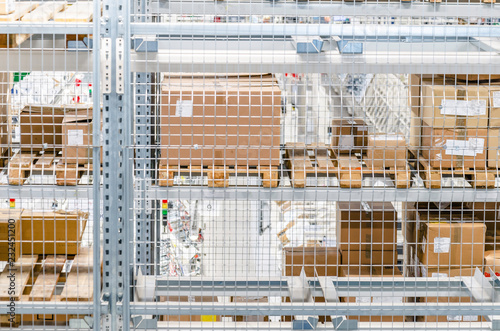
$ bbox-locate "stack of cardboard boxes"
[330,118,407,169]
[0,73,10,161]
[409,75,499,169]
[160,74,281,166]
[406,203,487,322]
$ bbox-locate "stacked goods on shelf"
[158,296,221,322]
[406,202,486,323]
[330,119,369,155]
[160,74,281,166]
[336,202,397,271]
[283,247,340,277]
[0,72,10,159]
[409,74,499,187]
[340,266,406,322]
[0,209,22,261]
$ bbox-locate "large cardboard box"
[160,77,281,166]
[340,266,405,322]
[341,249,396,266]
[417,222,485,268]
[489,128,500,168]
[419,267,485,323]
[421,124,487,169]
[19,105,65,151]
[0,209,22,261]
[330,119,369,154]
[364,134,406,168]
[283,247,340,277]
[336,202,397,251]
[61,110,102,164]
[484,250,500,274]
[20,210,88,255]
[421,80,489,128]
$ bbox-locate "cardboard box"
[330,119,369,154]
[336,202,397,251]
[61,110,102,164]
[484,250,500,274]
[417,222,485,268]
[364,134,406,168]
[421,124,487,169]
[160,77,281,166]
[337,155,362,170]
[19,105,65,151]
[489,87,500,127]
[283,247,340,277]
[341,249,396,266]
[159,296,220,322]
[20,210,88,255]
[421,80,489,128]
[0,209,22,261]
[419,267,484,323]
[340,266,405,322]
[488,128,500,168]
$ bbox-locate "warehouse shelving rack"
[1,0,500,330]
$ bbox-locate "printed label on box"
[463,315,479,322]
[447,315,463,322]
[175,100,193,117]
[355,297,371,303]
[67,129,84,146]
[445,138,484,157]
[372,296,403,304]
[441,99,487,116]
[338,135,355,149]
[494,92,500,108]
[431,273,448,278]
[434,237,451,253]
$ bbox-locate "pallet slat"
[0,256,38,301]
[60,247,94,301]
[53,1,93,22]
[30,255,66,301]
[21,1,67,22]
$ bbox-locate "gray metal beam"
[130,301,500,316]
[148,187,500,202]
[157,1,500,18]
[0,22,93,34]
[0,186,94,199]
[0,302,99,315]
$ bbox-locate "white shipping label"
[372,296,403,304]
[355,297,371,303]
[434,237,451,253]
[338,135,355,149]
[444,138,484,157]
[431,273,449,278]
[447,315,463,322]
[494,92,500,108]
[67,129,84,146]
[441,99,487,116]
[175,100,193,117]
[463,315,479,322]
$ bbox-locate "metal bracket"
[292,316,319,330]
[288,269,318,329]
[333,36,363,54]
[464,268,494,303]
[134,36,159,52]
[470,37,500,54]
[331,316,358,330]
[135,269,155,302]
[68,37,94,51]
[131,316,158,329]
[317,276,339,302]
[69,316,93,329]
[101,38,112,93]
[116,37,124,94]
[291,36,324,54]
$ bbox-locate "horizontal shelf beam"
[0,22,93,35]
[0,185,94,199]
[131,23,500,38]
[148,187,500,202]
[0,301,98,315]
[158,1,500,18]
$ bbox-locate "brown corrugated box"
[0,209,22,261]
[489,128,500,168]
[421,124,487,169]
[340,266,405,322]
[330,119,369,154]
[20,210,88,255]
[19,105,65,151]
[418,267,485,323]
[417,222,485,268]
[336,202,397,251]
[341,249,396,266]
[364,134,406,168]
[159,296,220,322]
[485,250,500,274]
[421,80,489,128]
[283,246,340,277]
[61,110,102,164]
[160,77,281,166]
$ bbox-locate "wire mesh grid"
[0,0,499,330]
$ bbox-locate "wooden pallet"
[6,152,93,186]
[0,248,97,327]
[158,164,280,187]
[408,150,498,189]
[285,143,411,188]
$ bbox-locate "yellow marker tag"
[9,201,15,208]
[201,315,217,322]
[162,203,168,209]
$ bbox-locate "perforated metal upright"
[100,0,132,329]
